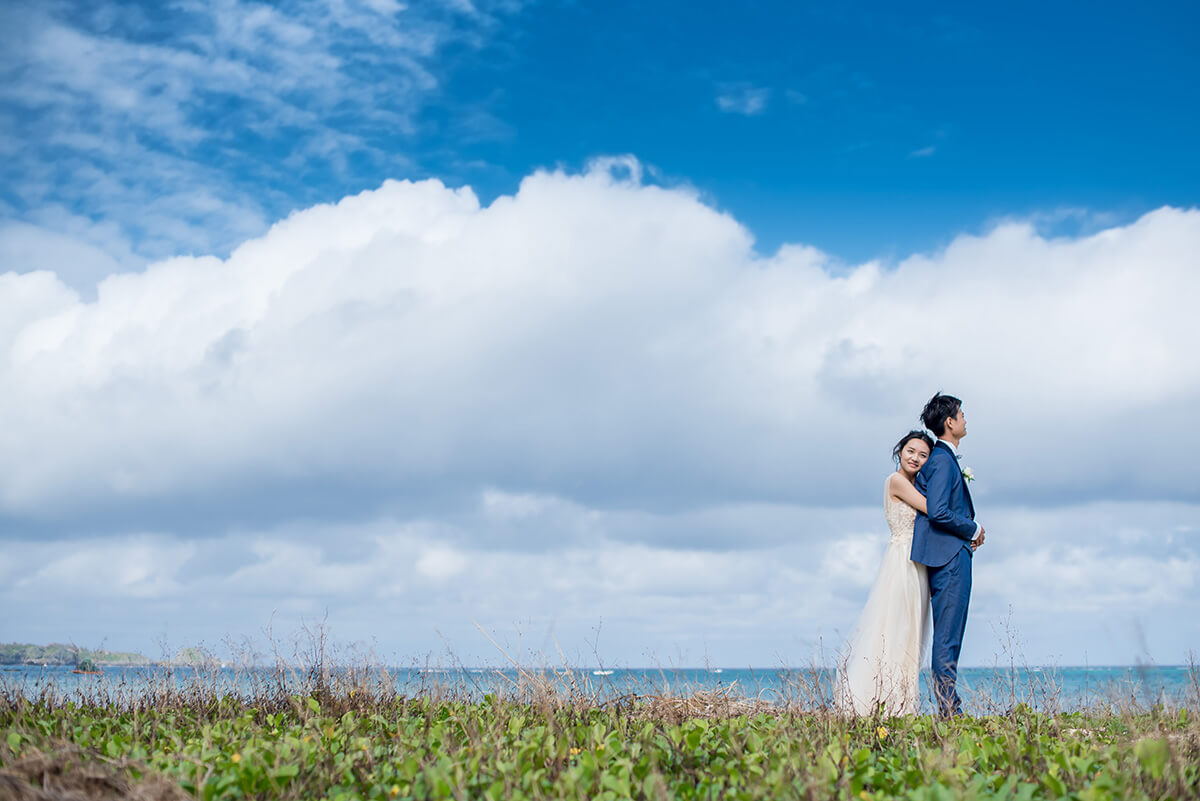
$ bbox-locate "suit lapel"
[962,469,975,517]
[935,441,975,518]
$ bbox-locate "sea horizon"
[5,662,1194,716]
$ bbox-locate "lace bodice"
[884,475,918,544]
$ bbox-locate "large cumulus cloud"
[2,161,1197,664]
[3,161,1198,526]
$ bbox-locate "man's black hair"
[921,392,962,437]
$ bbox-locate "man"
[910,392,985,716]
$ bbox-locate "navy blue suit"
[910,440,976,716]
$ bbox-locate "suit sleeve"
[924,455,978,541]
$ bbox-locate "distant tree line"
[0,643,151,666]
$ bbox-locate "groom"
[910,392,985,717]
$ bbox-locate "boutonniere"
[961,466,975,483]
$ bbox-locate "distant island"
[0,642,153,667]
[0,643,223,667]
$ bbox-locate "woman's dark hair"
[892,430,935,467]
[920,392,962,437]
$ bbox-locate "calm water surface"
[3,664,1193,714]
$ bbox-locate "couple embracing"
[835,392,985,718]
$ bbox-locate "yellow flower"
[860,792,871,800]
[231,753,242,764]
[877,726,889,739]
[569,747,582,756]
[389,785,400,797]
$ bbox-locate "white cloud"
[416,545,468,581]
[7,535,196,599]
[715,83,771,115]
[482,489,559,521]
[1,160,1198,664]
[0,213,143,291]
[0,161,1198,521]
[821,534,884,589]
[0,496,1195,665]
[0,0,520,282]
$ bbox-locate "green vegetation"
[2,680,1197,800]
[0,642,151,666]
[174,647,221,667]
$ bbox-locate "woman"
[835,431,935,716]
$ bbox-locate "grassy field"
[2,666,1198,801]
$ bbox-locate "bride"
[835,431,936,716]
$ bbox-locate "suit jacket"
[910,441,976,568]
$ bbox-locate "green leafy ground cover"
[2,690,1197,801]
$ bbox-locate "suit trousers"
[927,545,972,716]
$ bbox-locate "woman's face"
[900,439,931,476]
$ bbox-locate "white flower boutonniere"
[961,466,975,483]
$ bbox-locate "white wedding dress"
[834,476,931,716]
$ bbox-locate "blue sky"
[0,0,1198,667]
[3,0,1198,267]
[444,0,1200,258]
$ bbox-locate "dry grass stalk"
[0,746,187,801]
[634,683,774,723]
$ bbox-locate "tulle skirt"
[835,540,931,716]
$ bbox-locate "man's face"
[946,408,966,439]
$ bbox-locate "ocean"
[2,664,1193,714]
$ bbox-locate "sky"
[0,0,1197,668]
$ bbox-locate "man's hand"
[971,526,986,551]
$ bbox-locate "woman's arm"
[889,473,928,515]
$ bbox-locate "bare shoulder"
[887,471,904,492]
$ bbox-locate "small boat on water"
[72,657,102,675]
